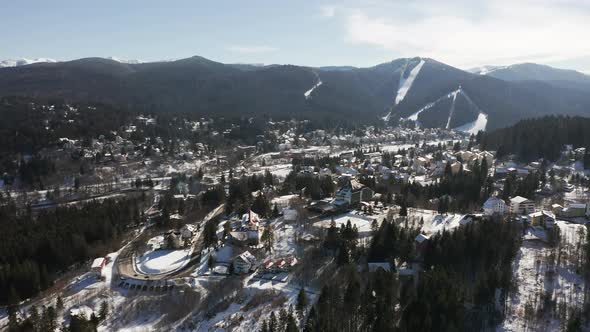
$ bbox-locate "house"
[368,262,392,272]
[164,231,183,249]
[262,257,298,273]
[557,203,587,218]
[528,210,555,229]
[483,197,507,216]
[509,196,535,215]
[551,203,563,215]
[91,257,106,277]
[334,179,374,207]
[494,167,508,179]
[233,251,257,274]
[181,225,195,241]
[242,210,261,230]
[415,233,430,260]
[275,257,298,272]
[212,264,230,275]
[283,208,298,222]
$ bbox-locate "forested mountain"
[480,115,590,161]
[1,56,589,131]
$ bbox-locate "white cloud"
[333,0,590,68]
[226,45,278,54]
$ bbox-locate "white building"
[509,196,535,215]
[483,197,507,216]
[233,251,257,274]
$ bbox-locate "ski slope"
[381,112,392,122]
[445,88,461,129]
[403,87,461,127]
[404,86,486,131]
[395,59,425,105]
[304,72,322,99]
[453,112,488,134]
[382,58,425,122]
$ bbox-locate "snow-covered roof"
[237,251,256,264]
[368,262,392,272]
[483,196,505,208]
[415,233,430,243]
[510,196,531,204]
[91,257,105,269]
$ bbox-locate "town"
[0,100,588,331]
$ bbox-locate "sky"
[2,0,590,72]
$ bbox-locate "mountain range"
[0,56,589,132]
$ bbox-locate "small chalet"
[528,210,555,229]
[483,196,507,216]
[91,257,106,277]
[233,251,258,274]
[334,179,374,208]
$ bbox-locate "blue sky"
[2,0,590,72]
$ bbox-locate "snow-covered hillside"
[500,221,587,331]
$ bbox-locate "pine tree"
[399,201,408,217]
[7,305,19,332]
[336,242,350,266]
[261,226,274,252]
[99,301,109,320]
[28,305,40,331]
[285,313,299,332]
[41,305,57,332]
[297,287,307,313]
[261,320,269,332]
[269,312,277,332]
[55,295,64,312]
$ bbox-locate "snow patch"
[135,249,191,275]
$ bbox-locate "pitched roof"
[510,196,530,204]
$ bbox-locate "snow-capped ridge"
[468,65,508,75]
[0,58,57,68]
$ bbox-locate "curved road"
[115,204,224,284]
